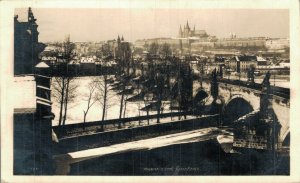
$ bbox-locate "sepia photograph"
[1,0,300,182]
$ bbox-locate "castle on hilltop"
[178,21,208,38]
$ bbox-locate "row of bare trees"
[51,36,191,127]
[52,36,114,127]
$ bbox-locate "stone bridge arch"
[222,95,255,125]
[195,80,289,144]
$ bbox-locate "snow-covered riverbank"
[51,76,176,126]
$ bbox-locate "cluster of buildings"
[135,21,289,58]
[15,7,290,78]
[132,21,290,75]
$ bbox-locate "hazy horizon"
[15,8,289,43]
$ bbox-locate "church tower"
[192,25,195,37]
[117,35,121,45]
[186,20,190,30]
[183,20,191,37]
[186,20,190,37]
[179,25,183,38]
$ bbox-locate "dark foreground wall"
[53,115,220,154]
[69,140,289,175]
[14,112,54,175]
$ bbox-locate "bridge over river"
[53,71,290,150]
[13,59,290,176]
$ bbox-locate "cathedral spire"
[179,25,182,37]
[121,35,124,41]
[186,20,190,30]
[117,35,121,44]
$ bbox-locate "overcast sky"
[15,8,289,42]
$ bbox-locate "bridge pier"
[259,72,281,150]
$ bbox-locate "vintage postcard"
[1,0,300,182]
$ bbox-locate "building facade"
[228,55,259,73]
[215,37,266,48]
[265,38,289,50]
[14,8,45,75]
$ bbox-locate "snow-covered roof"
[80,57,95,63]
[35,62,50,68]
[256,56,267,62]
[13,76,36,109]
[41,56,57,61]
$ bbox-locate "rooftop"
[13,76,36,109]
[35,61,50,68]
[14,108,36,114]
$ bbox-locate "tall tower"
[186,20,190,30]
[185,20,190,37]
[193,25,195,36]
[117,35,121,45]
[179,25,183,38]
[14,7,45,75]
[28,7,39,41]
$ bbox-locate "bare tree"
[123,95,129,118]
[62,77,78,125]
[52,77,66,125]
[154,72,165,123]
[52,76,78,125]
[94,75,115,130]
[143,93,153,125]
[52,35,77,126]
[118,83,125,128]
[136,77,142,125]
[83,81,97,124]
[116,76,132,128]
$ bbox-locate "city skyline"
[15,8,289,43]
